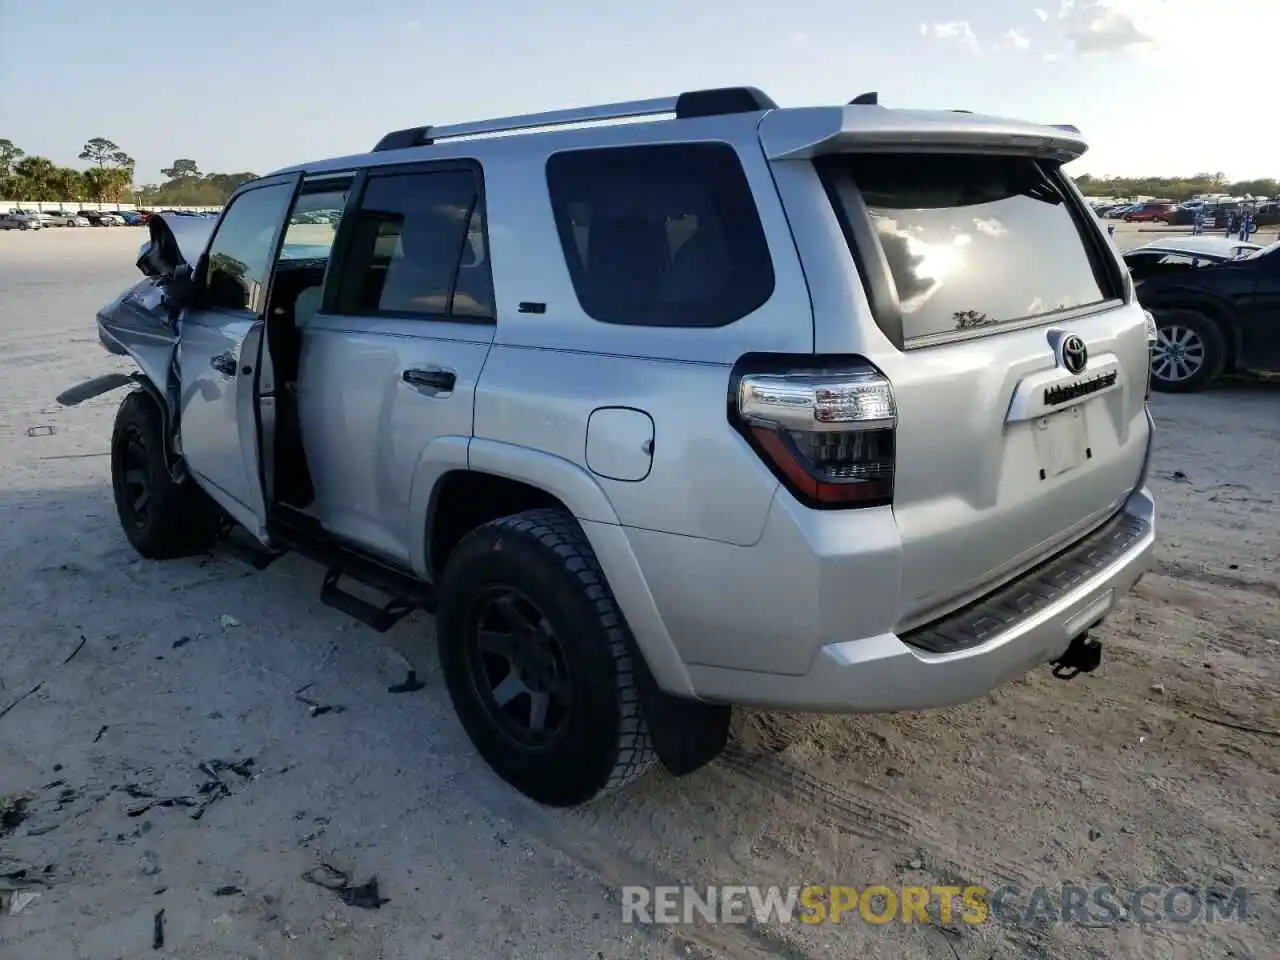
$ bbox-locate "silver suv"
[62,86,1156,807]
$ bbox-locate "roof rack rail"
[1050,123,1081,134]
[371,86,777,152]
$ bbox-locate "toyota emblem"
[1060,334,1088,375]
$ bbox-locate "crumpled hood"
[136,213,217,271]
[160,213,216,266]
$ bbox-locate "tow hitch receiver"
[1051,633,1103,679]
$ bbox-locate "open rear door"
[175,174,301,537]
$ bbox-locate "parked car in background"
[45,210,92,227]
[1123,202,1177,223]
[1168,205,1210,227]
[0,211,42,230]
[1123,237,1261,282]
[78,210,125,226]
[1253,201,1280,227]
[13,209,55,228]
[106,210,146,226]
[1129,238,1280,391]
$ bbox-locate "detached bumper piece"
[902,509,1150,655]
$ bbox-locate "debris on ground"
[173,636,193,649]
[214,885,242,896]
[0,682,43,722]
[93,725,108,743]
[0,634,94,722]
[152,908,165,950]
[388,670,426,694]
[0,796,29,834]
[295,683,345,717]
[122,758,257,820]
[3,890,40,916]
[302,863,389,909]
[61,634,88,666]
[219,615,240,629]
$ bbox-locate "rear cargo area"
[813,149,1150,626]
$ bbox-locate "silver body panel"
[81,97,1156,710]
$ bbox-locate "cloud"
[920,21,980,50]
[1034,8,1050,21]
[400,20,422,32]
[1058,0,1076,17]
[1068,1,1156,53]
[1003,28,1032,49]
[1042,51,1063,62]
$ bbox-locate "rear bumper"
[680,486,1155,712]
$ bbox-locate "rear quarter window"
[827,153,1116,343]
[545,142,775,328]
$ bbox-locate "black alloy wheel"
[467,585,573,750]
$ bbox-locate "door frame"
[255,169,364,518]
[178,171,302,540]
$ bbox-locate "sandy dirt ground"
[0,225,1276,960]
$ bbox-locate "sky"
[1,0,1275,184]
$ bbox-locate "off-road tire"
[110,390,220,559]
[1149,307,1227,394]
[435,507,657,806]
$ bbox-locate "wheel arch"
[124,378,181,474]
[409,439,697,698]
[1147,292,1243,368]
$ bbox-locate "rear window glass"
[545,143,775,327]
[836,154,1111,342]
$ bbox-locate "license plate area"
[1033,404,1089,479]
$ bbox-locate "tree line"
[4,135,1275,208]
[0,137,258,206]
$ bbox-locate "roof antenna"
[848,92,878,105]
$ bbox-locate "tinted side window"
[334,168,493,320]
[279,184,349,262]
[203,182,295,312]
[830,154,1112,342]
[545,143,775,327]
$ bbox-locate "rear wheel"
[435,508,656,806]
[110,391,220,558]
[1149,308,1226,393]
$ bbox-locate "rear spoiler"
[758,106,1087,163]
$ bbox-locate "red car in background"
[1124,202,1177,223]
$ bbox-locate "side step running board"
[220,534,287,571]
[320,569,417,633]
[266,505,437,631]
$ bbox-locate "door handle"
[402,368,456,391]
[210,352,238,377]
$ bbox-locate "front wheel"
[1149,308,1226,393]
[435,508,656,806]
[110,391,220,558]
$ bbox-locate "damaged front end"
[56,213,215,419]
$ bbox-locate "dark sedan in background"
[1125,237,1280,391]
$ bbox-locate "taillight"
[730,356,896,508]
[1143,309,1157,400]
